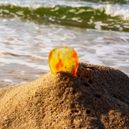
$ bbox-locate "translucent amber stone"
[48,47,78,76]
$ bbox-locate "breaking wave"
[0,3,129,31]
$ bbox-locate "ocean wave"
[0,0,129,5]
[0,4,129,32]
[94,4,129,20]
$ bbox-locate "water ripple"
[0,19,129,84]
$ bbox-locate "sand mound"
[0,63,129,129]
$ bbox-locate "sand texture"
[0,63,129,129]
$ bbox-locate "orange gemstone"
[48,47,79,76]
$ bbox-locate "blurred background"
[0,0,129,85]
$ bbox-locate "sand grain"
[0,63,129,129]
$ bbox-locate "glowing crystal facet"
[48,47,78,76]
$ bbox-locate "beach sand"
[0,63,129,129]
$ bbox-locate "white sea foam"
[3,79,13,83]
[0,0,129,21]
[0,16,129,83]
[94,4,129,20]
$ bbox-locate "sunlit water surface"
[0,18,129,85]
[0,0,129,85]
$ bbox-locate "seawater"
[0,0,129,84]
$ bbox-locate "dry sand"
[0,63,129,129]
